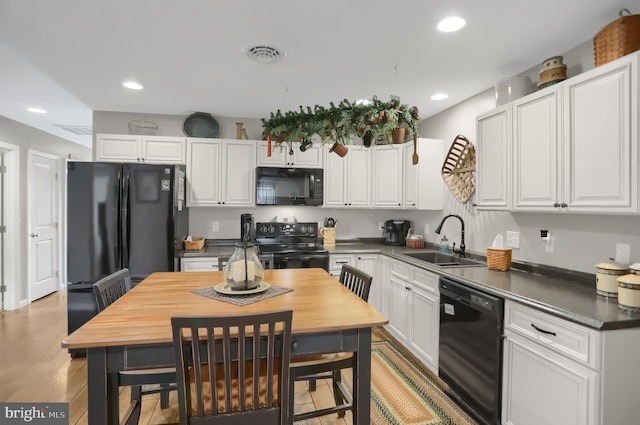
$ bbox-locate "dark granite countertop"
[178,239,640,330]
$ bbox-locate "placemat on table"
[191,284,293,306]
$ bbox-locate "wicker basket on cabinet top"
[593,9,640,66]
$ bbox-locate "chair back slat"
[92,268,133,311]
[171,310,292,425]
[339,264,373,302]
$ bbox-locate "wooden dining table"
[62,268,388,425]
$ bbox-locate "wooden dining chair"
[171,310,293,425]
[92,268,176,425]
[217,253,275,271]
[289,264,373,421]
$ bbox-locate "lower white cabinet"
[180,257,219,271]
[502,300,640,425]
[387,259,439,374]
[328,253,377,280]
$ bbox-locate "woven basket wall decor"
[441,135,476,204]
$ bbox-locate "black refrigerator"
[66,162,188,356]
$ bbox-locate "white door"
[28,152,59,301]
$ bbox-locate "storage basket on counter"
[184,237,205,250]
[487,248,512,271]
[594,9,640,66]
[405,228,425,249]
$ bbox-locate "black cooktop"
[255,222,325,254]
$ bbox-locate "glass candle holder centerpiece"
[223,242,264,290]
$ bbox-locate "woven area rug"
[342,331,478,425]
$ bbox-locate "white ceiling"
[0,0,635,148]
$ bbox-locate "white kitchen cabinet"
[323,145,370,207]
[387,259,439,374]
[475,106,512,210]
[95,134,186,164]
[502,300,640,425]
[186,138,255,207]
[372,144,403,208]
[403,138,444,210]
[561,52,638,213]
[513,86,562,211]
[328,253,377,280]
[257,140,323,168]
[503,331,598,425]
[375,254,390,318]
[513,52,638,213]
[180,257,219,271]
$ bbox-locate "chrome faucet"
[435,214,466,257]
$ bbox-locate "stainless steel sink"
[402,252,485,267]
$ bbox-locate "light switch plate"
[506,231,520,249]
[211,221,219,232]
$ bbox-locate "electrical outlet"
[424,224,430,235]
[544,235,554,252]
[378,221,384,231]
[616,243,630,264]
[211,221,219,232]
[506,231,520,249]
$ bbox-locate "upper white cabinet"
[257,140,323,168]
[561,53,637,213]
[95,134,186,164]
[478,51,639,214]
[513,86,562,211]
[324,145,371,208]
[404,138,444,210]
[371,144,403,208]
[186,139,255,207]
[475,106,512,210]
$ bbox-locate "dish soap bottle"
[440,235,450,254]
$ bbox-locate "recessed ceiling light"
[430,93,449,100]
[123,81,143,90]
[27,107,47,113]
[437,17,466,32]
[355,99,372,106]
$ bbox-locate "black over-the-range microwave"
[256,167,323,206]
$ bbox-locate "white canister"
[595,261,628,297]
[495,75,533,106]
[617,272,640,313]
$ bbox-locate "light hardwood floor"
[0,290,360,425]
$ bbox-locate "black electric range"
[256,222,329,271]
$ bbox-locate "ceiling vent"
[54,124,93,135]
[243,45,285,63]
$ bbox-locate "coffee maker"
[383,219,411,246]
[240,213,255,242]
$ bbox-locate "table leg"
[87,347,122,425]
[353,327,372,425]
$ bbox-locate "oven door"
[273,253,329,271]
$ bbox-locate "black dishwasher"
[439,276,504,425]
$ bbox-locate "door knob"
[29,232,40,238]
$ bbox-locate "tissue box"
[487,248,512,271]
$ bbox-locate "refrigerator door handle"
[122,168,130,269]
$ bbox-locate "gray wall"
[420,40,640,274]
[0,115,91,307]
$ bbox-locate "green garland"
[261,96,419,146]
